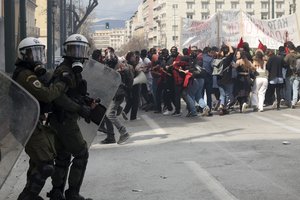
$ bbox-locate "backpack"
[212,58,226,76]
[294,58,300,75]
[192,65,206,78]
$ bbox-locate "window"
[202,2,208,9]
[246,2,253,9]
[172,25,178,31]
[172,36,178,41]
[187,3,193,9]
[261,13,269,19]
[277,3,283,9]
[216,2,223,9]
[231,2,238,9]
[276,12,283,18]
[261,2,268,9]
[161,13,166,18]
[187,14,193,19]
[172,4,178,9]
[202,13,209,19]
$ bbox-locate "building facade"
[127,0,298,50]
[92,29,126,53]
[27,0,40,37]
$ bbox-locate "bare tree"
[71,0,98,34]
[118,35,148,56]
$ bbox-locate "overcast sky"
[88,0,143,20]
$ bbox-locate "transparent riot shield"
[0,71,39,189]
[80,59,121,146]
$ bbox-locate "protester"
[266,50,285,110]
[233,50,255,113]
[251,50,268,112]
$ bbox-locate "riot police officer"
[47,34,93,200]
[13,37,68,200]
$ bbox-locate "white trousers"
[251,77,268,111]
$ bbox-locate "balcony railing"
[186,8,195,13]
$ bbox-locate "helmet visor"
[20,46,46,64]
[64,42,89,59]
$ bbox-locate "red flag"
[258,40,266,52]
[187,45,191,55]
[285,47,289,54]
[237,37,244,49]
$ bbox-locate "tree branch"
[73,0,98,34]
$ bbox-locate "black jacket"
[266,55,284,80]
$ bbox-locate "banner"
[219,11,242,45]
[181,11,300,50]
[242,12,300,49]
[181,14,218,50]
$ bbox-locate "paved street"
[2,106,300,200]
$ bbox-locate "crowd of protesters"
[92,41,300,144]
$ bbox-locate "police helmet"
[63,34,90,60]
[17,37,46,64]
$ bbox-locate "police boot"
[47,188,65,200]
[17,189,44,200]
[65,189,93,200]
[19,163,54,200]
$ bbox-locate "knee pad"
[72,147,89,169]
[38,163,55,178]
[55,152,72,168]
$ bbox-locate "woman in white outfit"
[251,50,268,112]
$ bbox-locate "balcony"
[261,7,269,12]
[276,8,285,13]
[186,0,195,2]
[246,8,254,12]
[27,26,40,37]
[201,8,210,13]
[186,8,195,14]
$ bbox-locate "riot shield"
[0,71,39,189]
[80,59,121,146]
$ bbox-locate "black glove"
[78,105,91,120]
[61,72,72,86]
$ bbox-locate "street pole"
[271,0,274,19]
[4,0,15,73]
[69,0,73,34]
[173,4,176,46]
[63,0,67,39]
[47,0,53,69]
[20,0,27,40]
[60,0,64,55]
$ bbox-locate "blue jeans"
[203,74,213,109]
[106,96,128,137]
[291,76,300,105]
[219,83,234,106]
[187,78,207,114]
